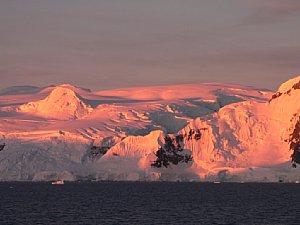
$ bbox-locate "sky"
[0,0,300,91]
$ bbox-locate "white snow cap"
[278,75,300,93]
[19,86,93,120]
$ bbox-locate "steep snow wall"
[176,76,300,179]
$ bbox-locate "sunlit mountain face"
[0,76,300,182]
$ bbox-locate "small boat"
[51,180,64,185]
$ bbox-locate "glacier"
[0,77,300,182]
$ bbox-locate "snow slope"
[176,76,300,181]
[18,86,93,120]
[0,77,299,182]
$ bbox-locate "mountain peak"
[278,76,300,94]
[19,86,93,120]
[269,76,300,102]
[47,86,80,100]
[57,84,91,92]
[38,84,92,95]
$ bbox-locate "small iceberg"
[51,180,64,185]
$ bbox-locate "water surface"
[0,182,299,225]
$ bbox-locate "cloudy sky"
[0,0,300,90]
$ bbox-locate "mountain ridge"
[0,77,299,181]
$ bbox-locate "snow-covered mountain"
[177,76,300,182]
[0,77,299,182]
[18,86,93,120]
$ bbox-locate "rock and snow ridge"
[0,77,299,182]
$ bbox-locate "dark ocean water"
[0,182,300,225]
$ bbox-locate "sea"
[0,182,300,225]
